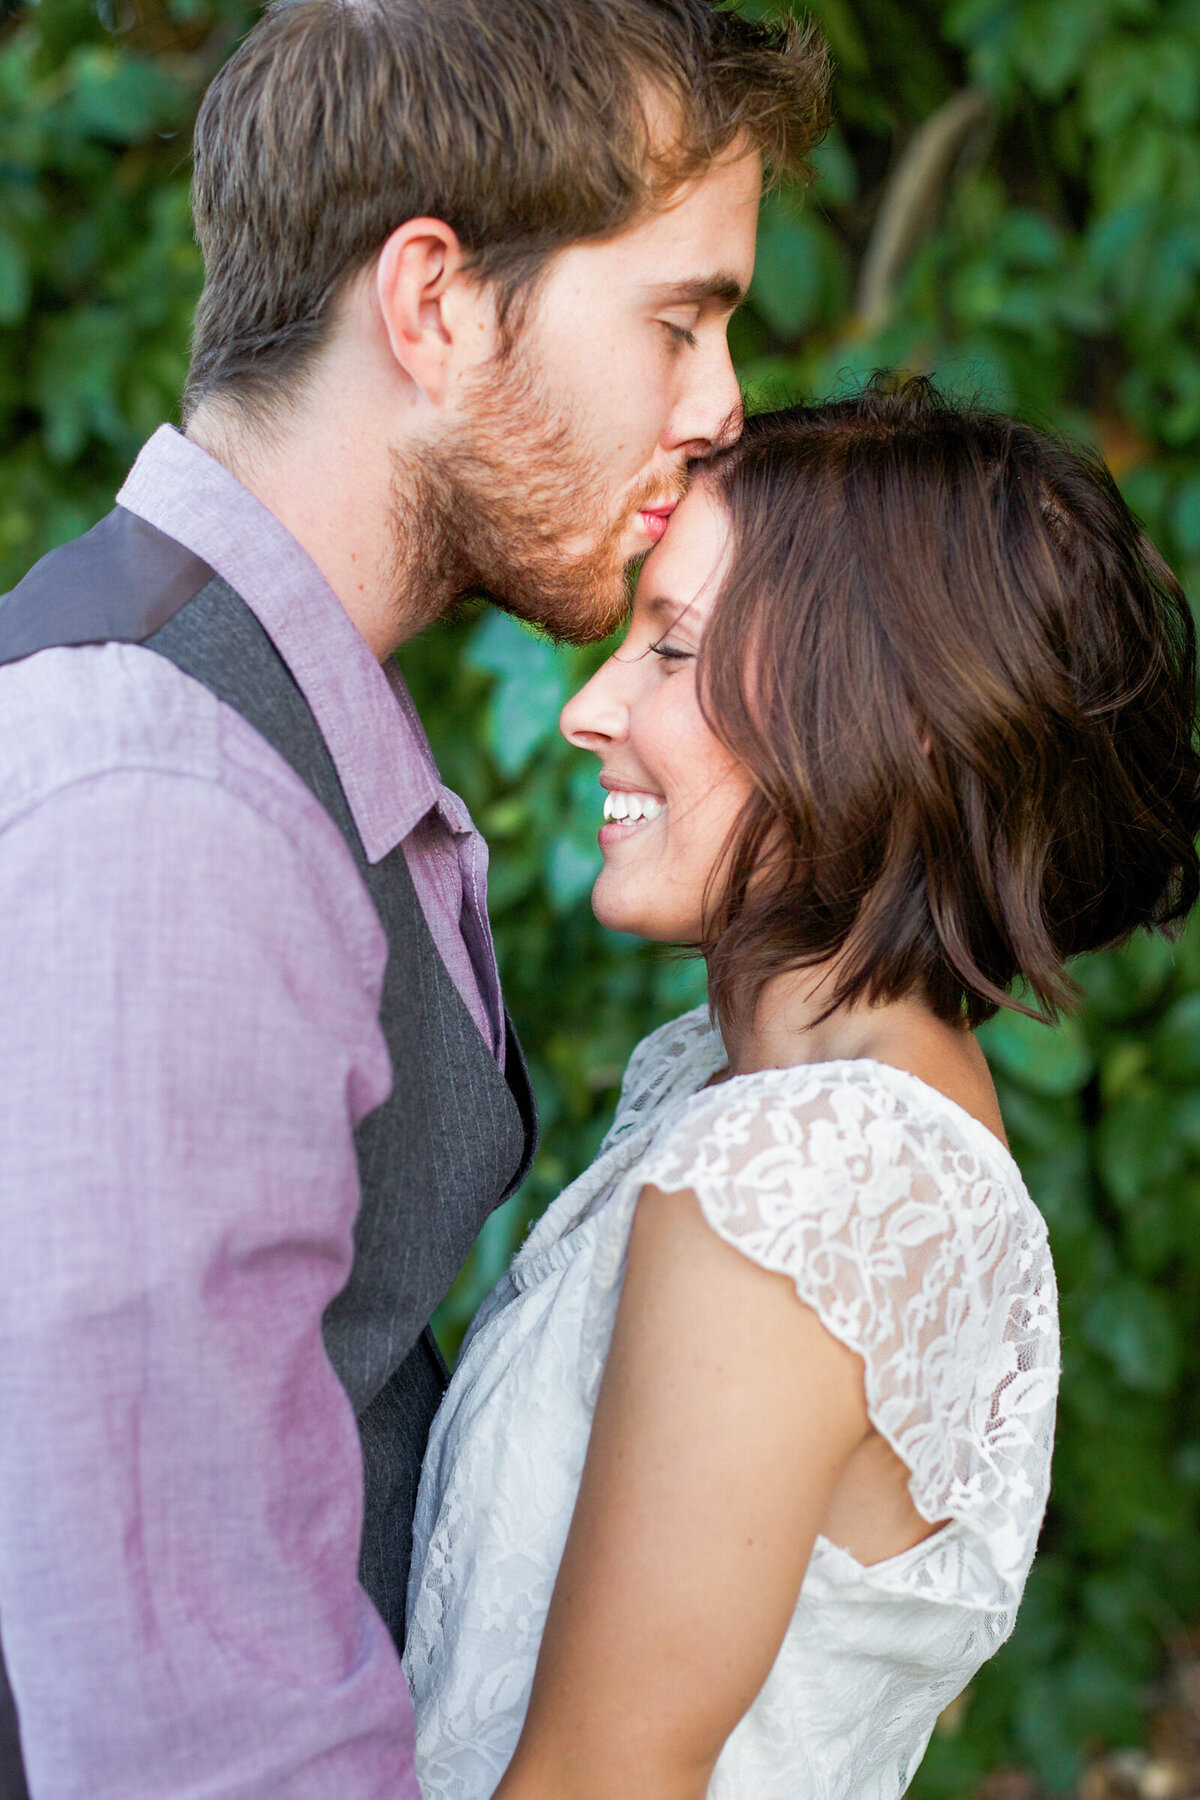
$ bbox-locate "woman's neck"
[717,964,1008,1146]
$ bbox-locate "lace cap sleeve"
[621,1061,1059,1599]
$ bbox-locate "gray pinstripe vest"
[0,506,537,1797]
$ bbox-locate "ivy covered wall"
[3,0,1200,1791]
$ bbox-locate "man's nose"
[664,335,744,461]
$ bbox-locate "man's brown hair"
[185,0,829,419]
[695,379,1200,1034]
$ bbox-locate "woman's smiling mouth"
[603,790,665,823]
[599,786,667,845]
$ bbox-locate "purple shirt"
[121,427,505,1063]
[0,428,505,1798]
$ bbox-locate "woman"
[404,382,1200,1799]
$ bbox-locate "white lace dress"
[404,1007,1060,1800]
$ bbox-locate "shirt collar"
[118,425,442,862]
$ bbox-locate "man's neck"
[185,396,441,662]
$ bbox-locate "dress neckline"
[514,1019,1027,1282]
[704,1052,1024,1187]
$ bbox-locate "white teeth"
[603,790,664,823]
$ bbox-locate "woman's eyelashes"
[648,637,694,666]
[661,320,699,350]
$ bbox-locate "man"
[0,0,827,1793]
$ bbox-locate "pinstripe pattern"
[0,520,536,1783]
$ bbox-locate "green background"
[3,0,1200,1789]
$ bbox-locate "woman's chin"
[590,883,644,937]
[590,878,692,944]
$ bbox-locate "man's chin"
[483,559,635,647]
[494,593,631,648]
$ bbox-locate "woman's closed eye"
[661,320,699,350]
[649,637,694,666]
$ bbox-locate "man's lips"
[637,500,678,544]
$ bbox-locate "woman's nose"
[560,658,629,752]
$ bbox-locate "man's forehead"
[620,148,762,286]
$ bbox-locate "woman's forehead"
[634,485,732,624]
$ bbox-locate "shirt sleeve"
[0,764,420,1800]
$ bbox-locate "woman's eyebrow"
[645,594,699,627]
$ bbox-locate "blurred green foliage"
[4,0,1200,1790]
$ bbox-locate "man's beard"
[389,338,686,646]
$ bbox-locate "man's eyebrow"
[645,273,746,310]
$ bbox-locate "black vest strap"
[0,505,213,661]
[0,1624,29,1800]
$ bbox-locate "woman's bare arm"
[492,1183,872,1800]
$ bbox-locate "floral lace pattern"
[404,1008,1060,1800]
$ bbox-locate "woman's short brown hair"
[697,378,1200,1033]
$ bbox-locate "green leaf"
[1008,1557,1073,1665]
[654,954,708,1015]
[1014,1673,1086,1791]
[1096,1088,1185,1207]
[994,209,1064,269]
[1020,1144,1093,1243]
[1151,992,1200,1081]
[1123,1190,1175,1277]
[546,764,604,914]
[809,128,858,207]
[1083,1280,1181,1394]
[546,835,600,911]
[1169,472,1200,556]
[992,1080,1087,1158]
[979,1009,1094,1096]
[466,612,569,778]
[67,47,182,144]
[1071,933,1176,1023]
[0,227,29,325]
[1058,1641,1145,1744]
[1167,1087,1200,1151]
[1100,1037,1147,1105]
[1098,121,1179,212]
[750,207,830,340]
[1014,0,1108,101]
[31,306,132,463]
[803,0,868,75]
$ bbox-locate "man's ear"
[375,218,485,407]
